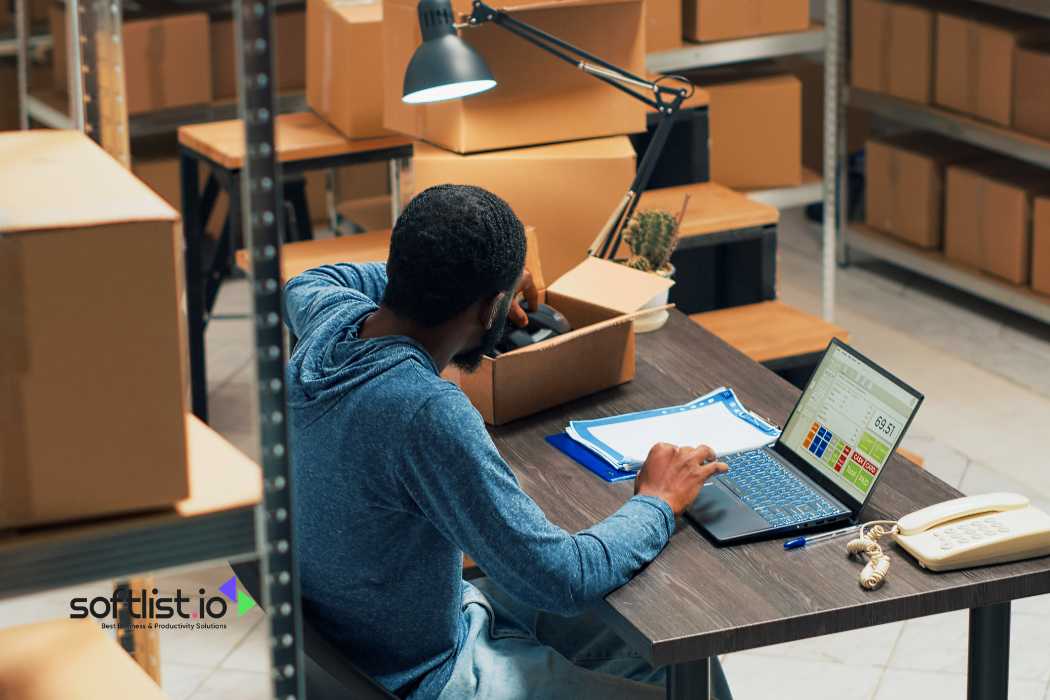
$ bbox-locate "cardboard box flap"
[547,256,672,314]
[0,131,177,234]
[414,137,636,162]
[332,0,382,22]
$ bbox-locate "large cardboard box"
[0,620,169,699]
[0,130,190,527]
[693,69,802,189]
[935,6,1050,127]
[851,0,935,104]
[1014,43,1050,143]
[382,0,646,154]
[683,0,809,43]
[647,0,682,52]
[865,132,987,249]
[463,256,670,424]
[944,157,1050,284]
[211,8,306,101]
[306,0,387,139]
[412,136,636,281]
[1034,198,1050,296]
[52,7,212,114]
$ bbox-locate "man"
[285,184,732,699]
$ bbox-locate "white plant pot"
[633,264,674,334]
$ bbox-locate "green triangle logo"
[237,590,257,616]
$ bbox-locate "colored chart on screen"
[782,344,920,502]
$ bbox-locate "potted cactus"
[620,208,681,332]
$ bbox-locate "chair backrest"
[231,562,397,700]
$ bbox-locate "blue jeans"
[437,578,732,700]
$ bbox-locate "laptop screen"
[779,342,922,505]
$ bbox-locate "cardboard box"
[52,7,212,114]
[0,130,189,527]
[647,0,682,52]
[944,157,1050,284]
[865,132,987,249]
[382,0,646,154]
[1014,43,1050,142]
[693,69,802,189]
[683,0,809,43]
[778,56,870,171]
[935,6,1050,127]
[412,136,636,281]
[212,8,306,101]
[0,620,169,699]
[306,0,387,139]
[851,0,935,104]
[461,256,671,424]
[1033,198,1050,296]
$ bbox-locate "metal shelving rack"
[829,0,1050,326]
[6,1,305,697]
[646,24,828,215]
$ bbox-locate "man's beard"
[452,293,513,373]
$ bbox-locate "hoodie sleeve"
[397,388,675,617]
[283,263,388,340]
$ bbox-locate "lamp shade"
[402,0,497,104]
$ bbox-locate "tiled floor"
[4,210,1050,698]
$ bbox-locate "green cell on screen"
[870,441,890,463]
[854,469,874,491]
[859,433,876,454]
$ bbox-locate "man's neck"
[359,306,457,372]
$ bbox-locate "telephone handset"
[893,492,1050,572]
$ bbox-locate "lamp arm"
[467,0,683,112]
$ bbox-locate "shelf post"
[822,0,846,322]
[234,1,306,698]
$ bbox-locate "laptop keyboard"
[719,450,846,528]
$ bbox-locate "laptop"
[687,338,924,545]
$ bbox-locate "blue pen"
[784,524,858,550]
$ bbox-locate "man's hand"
[508,269,541,328]
[634,443,728,516]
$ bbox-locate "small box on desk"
[945,157,1050,285]
[51,6,212,115]
[935,5,1050,127]
[306,0,388,139]
[0,131,189,528]
[382,0,646,153]
[412,137,637,282]
[460,257,671,425]
[683,0,809,43]
[851,0,936,105]
[865,132,988,249]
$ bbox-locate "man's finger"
[694,461,729,482]
[679,444,716,466]
[522,272,541,312]
[508,299,528,327]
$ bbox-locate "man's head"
[383,184,526,371]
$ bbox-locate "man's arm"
[283,262,388,340]
[399,389,679,617]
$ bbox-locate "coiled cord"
[847,521,899,590]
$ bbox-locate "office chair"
[231,561,398,700]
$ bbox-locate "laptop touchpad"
[688,481,771,541]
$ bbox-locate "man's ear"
[480,292,506,330]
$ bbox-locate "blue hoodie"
[284,262,675,698]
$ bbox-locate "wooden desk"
[489,313,1050,700]
[178,112,412,422]
[638,183,780,314]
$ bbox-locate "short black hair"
[383,184,526,327]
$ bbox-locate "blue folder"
[546,433,637,483]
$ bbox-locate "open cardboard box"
[459,256,672,425]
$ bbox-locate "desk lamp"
[402,0,693,259]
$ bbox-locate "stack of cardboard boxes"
[856,0,1050,297]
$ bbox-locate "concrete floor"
[3,209,1050,699]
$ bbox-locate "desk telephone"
[846,493,1050,589]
